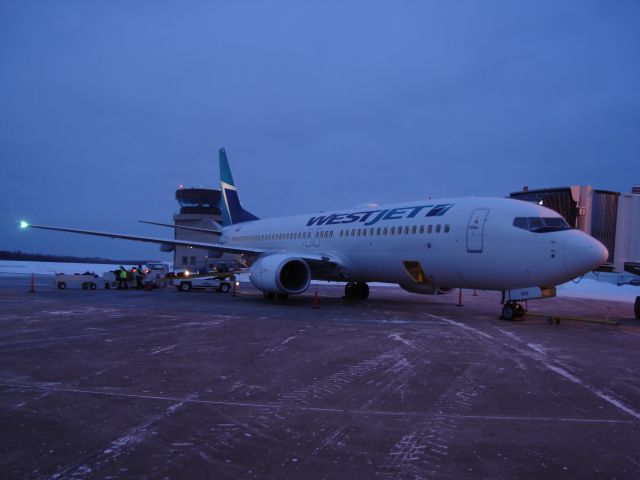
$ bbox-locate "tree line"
[0,250,154,265]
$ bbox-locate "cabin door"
[466,209,489,253]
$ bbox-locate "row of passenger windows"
[232,224,451,242]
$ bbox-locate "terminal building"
[172,187,225,272]
[510,185,640,278]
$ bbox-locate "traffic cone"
[29,273,36,293]
[312,288,320,309]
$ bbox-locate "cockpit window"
[513,217,571,233]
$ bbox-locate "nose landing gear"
[501,301,526,321]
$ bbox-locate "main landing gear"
[263,292,289,300]
[501,301,526,321]
[344,281,369,300]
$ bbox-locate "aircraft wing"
[22,223,264,256]
[21,222,345,268]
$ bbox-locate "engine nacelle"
[250,254,311,295]
[398,283,454,295]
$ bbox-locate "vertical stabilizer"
[219,148,259,226]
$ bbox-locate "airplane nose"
[564,231,609,277]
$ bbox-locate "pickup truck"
[172,274,232,293]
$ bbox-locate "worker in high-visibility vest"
[117,266,129,290]
[135,265,145,289]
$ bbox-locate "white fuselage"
[221,197,607,290]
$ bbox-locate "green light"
[19,221,29,229]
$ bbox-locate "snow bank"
[556,278,638,303]
[0,260,133,276]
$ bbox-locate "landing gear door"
[466,209,489,253]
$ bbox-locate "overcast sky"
[1,1,639,259]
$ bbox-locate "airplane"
[20,148,608,320]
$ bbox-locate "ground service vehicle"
[55,273,104,290]
[173,274,232,293]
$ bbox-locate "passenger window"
[370,228,374,236]
[436,224,441,233]
[444,224,450,233]
[412,225,417,234]
[390,226,395,234]
[377,227,381,236]
[419,225,424,234]
[404,226,410,234]
[427,225,433,234]
[383,227,388,235]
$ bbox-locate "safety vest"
[119,270,127,279]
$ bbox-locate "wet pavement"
[1,276,639,479]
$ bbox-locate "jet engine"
[250,254,311,295]
[398,283,454,295]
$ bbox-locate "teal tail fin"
[219,148,259,226]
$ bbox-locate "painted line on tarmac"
[544,364,640,421]
[425,313,640,423]
[0,382,633,425]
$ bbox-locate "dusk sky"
[1,1,639,259]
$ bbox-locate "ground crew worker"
[135,264,145,289]
[117,266,129,290]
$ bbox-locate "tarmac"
[1,275,639,479]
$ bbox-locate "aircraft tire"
[356,282,369,299]
[501,304,516,321]
[277,293,289,300]
[344,282,355,299]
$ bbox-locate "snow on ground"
[1,260,637,303]
[0,260,135,276]
[556,278,638,303]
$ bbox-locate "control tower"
[173,188,223,272]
